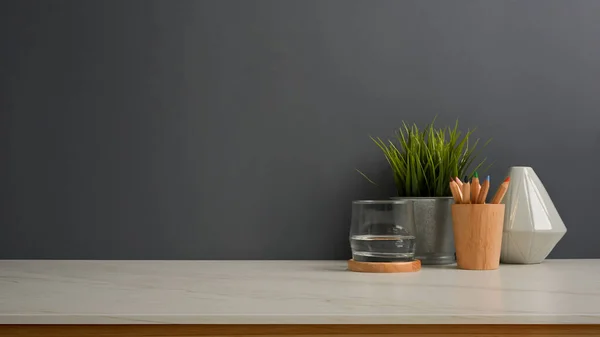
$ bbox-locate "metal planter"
[392,197,455,265]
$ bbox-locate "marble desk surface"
[0,260,598,324]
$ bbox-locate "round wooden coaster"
[347,259,421,273]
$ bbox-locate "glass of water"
[350,200,417,262]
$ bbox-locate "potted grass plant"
[359,118,490,265]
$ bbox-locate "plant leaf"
[358,118,492,197]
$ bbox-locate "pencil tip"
[474,172,479,178]
[504,176,510,182]
[486,175,490,181]
[464,175,468,182]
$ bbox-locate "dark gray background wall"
[1,0,599,259]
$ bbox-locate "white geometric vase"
[500,166,566,264]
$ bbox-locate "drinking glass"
[349,200,417,262]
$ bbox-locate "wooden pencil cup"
[451,204,505,270]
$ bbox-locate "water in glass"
[349,200,417,262]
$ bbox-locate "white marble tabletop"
[0,260,598,324]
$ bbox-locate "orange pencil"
[470,172,480,204]
[476,175,490,204]
[449,180,462,204]
[491,177,510,204]
[462,181,471,204]
[454,176,463,188]
[454,180,463,202]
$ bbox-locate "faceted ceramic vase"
[500,167,566,264]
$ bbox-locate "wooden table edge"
[1,324,600,336]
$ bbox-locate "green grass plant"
[359,118,490,197]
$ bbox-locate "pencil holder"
[451,204,505,270]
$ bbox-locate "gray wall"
[1,0,599,259]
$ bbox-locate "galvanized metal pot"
[391,197,455,265]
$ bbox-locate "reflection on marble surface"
[0,260,598,324]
